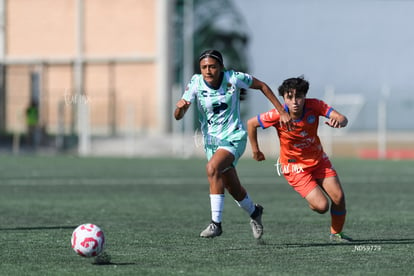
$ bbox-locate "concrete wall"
[4,0,168,135]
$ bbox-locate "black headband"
[199,53,223,65]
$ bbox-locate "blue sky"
[232,0,414,129]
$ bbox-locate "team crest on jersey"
[307,115,316,124]
[226,83,236,94]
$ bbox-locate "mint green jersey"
[182,70,253,146]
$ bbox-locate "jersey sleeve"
[231,70,253,89]
[314,99,334,118]
[182,74,199,103]
[257,109,280,129]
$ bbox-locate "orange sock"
[330,209,346,234]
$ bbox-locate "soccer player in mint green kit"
[174,49,292,238]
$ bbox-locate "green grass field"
[0,155,413,275]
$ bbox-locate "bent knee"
[206,162,219,178]
[309,202,329,214]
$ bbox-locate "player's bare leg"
[222,159,264,239]
[206,149,234,194]
[200,149,233,238]
[319,176,352,242]
[305,186,329,214]
[222,166,245,201]
[201,149,263,239]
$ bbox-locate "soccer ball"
[71,223,105,257]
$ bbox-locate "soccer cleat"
[330,232,353,242]
[200,222,222,238]
[250,204,264,239]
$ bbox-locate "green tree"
[174,0,250,91]
[174,0,251,130]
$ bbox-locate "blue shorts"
[204,139,247,168]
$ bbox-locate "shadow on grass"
[0,225,78,231]
[271,238,414,248]
[92,262,138,266]
[92,252,138,266]
[351,238,414,245]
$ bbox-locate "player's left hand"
[253,151,266,161]
[325,118,343,128]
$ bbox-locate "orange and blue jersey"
[257,98,333,169]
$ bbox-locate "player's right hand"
[279,111,294,131]
[176,99,190,109]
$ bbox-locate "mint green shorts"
[204,139,247,168]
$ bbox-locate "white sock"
[236,194,255,216]
[210,194,225,223]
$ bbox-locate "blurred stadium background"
[0,0,413,159]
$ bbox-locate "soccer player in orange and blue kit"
[247,76,353,242]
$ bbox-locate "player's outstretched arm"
[325,110,348,128]
[247,116,266,161]
[174,99,190,120]
[250,77,293,131]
